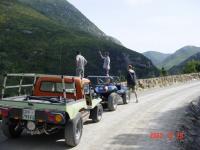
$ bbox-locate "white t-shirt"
[103,56,110,70]
[76,54,87,69]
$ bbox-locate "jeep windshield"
[40,81,75,94]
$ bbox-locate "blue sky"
[68,0,200,53]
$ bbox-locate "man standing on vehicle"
[99,51,110,76]
[76,51,87,78]
[127,65,138,103]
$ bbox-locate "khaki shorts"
[128,85,136,92]
[76,68,84,77]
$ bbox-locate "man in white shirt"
[99,51,110,76]
[76,51,87,77]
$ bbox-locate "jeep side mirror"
[84,84,90,95]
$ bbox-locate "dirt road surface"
[1,80,200,150]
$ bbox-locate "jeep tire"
[123,90,130,104]
[65,113,83,147]
[108,93,119,111]
[2,118,23,138]
[90,104,103,122]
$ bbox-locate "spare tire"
[65,113,83,147]
[108,93,120,111]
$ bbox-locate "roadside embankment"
[137,73,200,90]
[178,97,200,150]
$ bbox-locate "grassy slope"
[159,46,200,70]
[169,52,200,74]
[17,0,105,37]
[0,0,159,85]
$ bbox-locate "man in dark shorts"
[127,65,138,103]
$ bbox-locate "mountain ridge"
[143,46,200,71]
[143,51,171,68]
[17,0,105,37]
[0,0,159,80]
[159,46,200,70]
[169,52,200,74]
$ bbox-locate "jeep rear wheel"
[65,113,83,147]
[2,118,23,138]
[108,93,119,111]
[123,91,130,104]
[90,104,103,122]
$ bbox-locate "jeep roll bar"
[1,73,77,99]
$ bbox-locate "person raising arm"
[99,51,110,76]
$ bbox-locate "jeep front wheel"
[90,104,103,122]
[65,113,83,147]
[108,93,119,111]
[1,118,23,138]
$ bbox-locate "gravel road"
[1,80,200,150]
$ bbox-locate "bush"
[183,60,200,74]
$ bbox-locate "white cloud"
[125,0,154,6]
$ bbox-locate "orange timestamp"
[149,131,185,141]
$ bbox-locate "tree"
[183,60,200,74]
[160,67,167,76]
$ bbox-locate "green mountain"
[143,51,170,68]
[0,0,159,83]
[159,46,200,70]
[169,52,200,74]
[17,0,105,37]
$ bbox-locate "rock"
[137,73,200,90]
[177,97,200,149]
